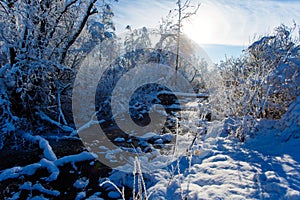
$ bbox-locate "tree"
[210,24,300,141]
[0,0,117,148]
[174,0,200,72]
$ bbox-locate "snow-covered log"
[54,152,96,167]
[158,91,209,99]
[0,151,95,182]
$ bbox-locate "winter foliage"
[0,0,299,199]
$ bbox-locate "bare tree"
[173,0,200,72]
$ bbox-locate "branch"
[38,111,74,133]
[47,0,78,41]
[71,111,106,136]
[0,1,9,15]
[59,0,98,64]
[0,151,95,182]
[22,131,57,161]
[181,3,200,21]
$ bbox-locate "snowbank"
[145,96,300,199]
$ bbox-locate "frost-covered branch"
[59,0,98,63]
[38,111,74,133]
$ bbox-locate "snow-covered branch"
[22,132,57,161]
[38,111,74,133]
[0,151,95,182]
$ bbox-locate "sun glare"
[184,16,217,45]
[182,4,229,45]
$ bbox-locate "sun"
[184,17,214,45]
[183,8,229,45]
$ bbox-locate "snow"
[0,94,299,199]
[87,192,103,199]
[154,138,163,144]
[54,151,96,167]
[40,158,59,182]
[73,177,89,189]
[0,48,299,198]
[140,132,159,139]
[0,167,23,181]
[28,196,49,200]
[105,96,300,200]
[0,151,96,182]
[1,93,298,199]
[147,131,300,199]
[75,191,86,200]
[10,191,21,200]
[157,91,209,99]
[19,182,60,197]
[38,111,74,133]
[108,191,121,199]
[114,137,125,142]
[22,132,57,161]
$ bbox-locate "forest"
[0,0,299,199]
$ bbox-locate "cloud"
[113,0,300,46]
[183,0,300,45]
[186,0,300,61]
[113,0,174,32]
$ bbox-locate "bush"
[210,24,300,141]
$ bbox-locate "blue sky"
[112,0,300,63]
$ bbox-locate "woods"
[0,0,115,147]
[0,0,300,199]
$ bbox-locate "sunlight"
[183,14,227,45]
[183,3,229,45]
[183,0,300,46]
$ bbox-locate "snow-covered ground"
[1,96,299,199]
[108,96,300,200]
[147,97,300,199]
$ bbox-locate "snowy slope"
[145,97,300,200]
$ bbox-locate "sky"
[112,0,300,63]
